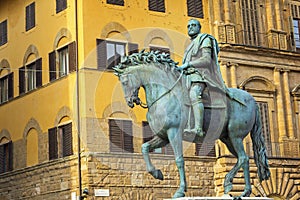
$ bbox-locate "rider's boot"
[185,97,205,137]
[191,98,205,137]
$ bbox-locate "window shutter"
[48,127,58,160]
[187,0,203,18]
[36,58,42,87]
[19,66,25,94]
[96,39,107,70]
[149,0,165,12]
[26,3,35,31]
[49,51,57,81]
[107,0,124,6]
[56,0,67,13]
[0,144,4,173]
[68,41,77,72]
[7,141,13,171]
[62,123,73,157]
[8,72,14,99]
[196,142,216,157]
[128,43,139,55]
[123,120,133,153]
[0,20,7,46]
[109,119,123,152]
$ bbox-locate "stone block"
[164,197,273,200]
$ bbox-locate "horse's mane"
[114,49,180,76]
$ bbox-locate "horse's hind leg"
[224,137,251,197]
[142,135,168,180]
[167,128,186,198]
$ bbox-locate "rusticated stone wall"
[0,156,79,200]
[214,156,300,200]
[82,153,216,200]
[0,153,216,200]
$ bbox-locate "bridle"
[131,70,184,110]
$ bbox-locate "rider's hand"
[176,62,189,71]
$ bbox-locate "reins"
[138,70,184,109]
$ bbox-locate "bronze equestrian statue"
[113,19,270,199]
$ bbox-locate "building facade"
[0,0,299,199]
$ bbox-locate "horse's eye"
[122,80,128,85]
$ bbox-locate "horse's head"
[113,50,179,108]
[113,65,141,108]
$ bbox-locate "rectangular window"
[187,0,203,18]
[240,0,261,46]
[19,58,42,95]
[58,46,69,77]
[26,2,35,31]
[293,19,300,49]
[195,142,216,157]
[109,119,133,153]
[107,0,124,6]
[0,20,7,46]
[148,0,165,12]
[27,62,37,91]
[96,39,138,70]
[0,73,13,103]
[48,122,73,160]
[257,102,272,156]
[48,42,76,81]
[0,141,13,174]
[56,0,67,13]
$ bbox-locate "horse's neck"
[138,66,177,105]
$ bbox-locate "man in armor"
[178,19,229,137]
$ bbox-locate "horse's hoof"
[233,197,242,200]
[149,169,164,180]
[172,190,185,199]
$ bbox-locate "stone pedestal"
[164,197,273,200]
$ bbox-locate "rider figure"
[178,19,230,137]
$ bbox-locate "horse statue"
[113,50,270,199]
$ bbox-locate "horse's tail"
[250,103,271,182]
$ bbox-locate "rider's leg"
[187,82,205,136]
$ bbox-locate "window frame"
[187,0,204,19]
[48,122,73,160]
[109,119,134,153]
[0,141,13,174]
[106,0,124,6]
[257,101,272,156]
[0,20,7,46]
[148,0,166,13]
[56,0,67,13]
[19,58,42,95]
[25,2,36,31]
[48,41,76,82]
[96,39,138,70]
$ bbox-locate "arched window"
[19,45,42,95]
[0,59,13,103]
[0,137,12,173]
[48,117,73,160]
[49,37,76,81]
[239,76,276,156]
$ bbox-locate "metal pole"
[74,0,82,198]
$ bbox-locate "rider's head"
[187,19,201,39]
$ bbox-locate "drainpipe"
[74,0,82,198]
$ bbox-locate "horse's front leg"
[141,135,168,180]
[168,128,187,198]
